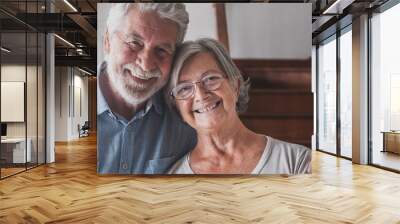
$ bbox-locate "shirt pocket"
[145,156,176,174]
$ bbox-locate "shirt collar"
[97,61,165,117]
[151,90,165,115]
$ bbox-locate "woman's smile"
[193,100,222,114]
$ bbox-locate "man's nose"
[137,49,156,72]
[194,82,210,102]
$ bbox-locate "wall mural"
[97,3,312,175]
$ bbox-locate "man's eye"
[127,41,142,50]
[155,48,170,59]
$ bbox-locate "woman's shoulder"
[260,136,312,174]
[268,136,311,155]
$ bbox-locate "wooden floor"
[1,135,400,223]
[1,163,44,178]
[372,150,400,171]
[1,167,26,178]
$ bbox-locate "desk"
[1,138,31,163]
[382,131,400,154]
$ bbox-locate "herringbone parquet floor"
[1,134,400,223]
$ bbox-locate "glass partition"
[371,2,400,171]
[38,32,45,165]
[317,35,337,155]
[0,1,46,179]
[1,31,28,177]
[27,31,38,169]
[339,27,352,158]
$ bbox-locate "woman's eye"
[204,75,221,83]
[179,86,192,92]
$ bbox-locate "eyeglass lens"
[173,74,224,99]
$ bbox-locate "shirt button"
[122,163,128,170]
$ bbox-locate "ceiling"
[0,0,392,73]
[0,0,99,73]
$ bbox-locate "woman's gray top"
[168,136,312,175]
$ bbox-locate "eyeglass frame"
[170,73,227,100]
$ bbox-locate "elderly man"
[97,3,196,174]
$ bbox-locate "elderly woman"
[166,38,311,174]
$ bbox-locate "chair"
[79,121,90,138]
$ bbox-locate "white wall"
[1,65,38,137]
[97,3,310,63]
[97,4,110,66]
[1,63,46,163]
[55,67,68,141]
[54,67,89,141]
[184,4,217,41]
[72,73,89,138]
[226,3,311,59]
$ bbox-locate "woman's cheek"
[178,102,193,124]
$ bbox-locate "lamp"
[1,47,11,53]
[54,34,75,48]
[63,0,78,12]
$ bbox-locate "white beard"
[105,56,167,106]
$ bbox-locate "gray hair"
[106,3,189,43]
[166,38,250,113]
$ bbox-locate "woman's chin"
[192,116,224,132]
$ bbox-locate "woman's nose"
[194,82,210,102]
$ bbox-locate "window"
[339,27,352,158]
[0,1,46,179]
[317,35,337,154]
[370,2,400,171]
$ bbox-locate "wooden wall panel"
[214,3,230,53]
[88,77,97,132]
[235,59,313,147]
[234,59,311,90]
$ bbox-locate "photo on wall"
[97,3,313,175]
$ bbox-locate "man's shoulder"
[151,91,181,119]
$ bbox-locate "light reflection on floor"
[372,150,400,171]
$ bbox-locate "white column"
[45,1,55,163]
[352,14,369,164]
[46,33,55,163]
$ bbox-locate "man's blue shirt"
[97,62,197,174]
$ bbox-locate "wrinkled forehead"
[119,8,179,43]
[179,52,223,82]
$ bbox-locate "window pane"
[371,3,400,171]
[340,28,352,158]
[1,31,27,177]
[318,36,337,154]
[38,32,45,165]
[27,31,38,169]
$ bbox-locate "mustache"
[123,63,161,79]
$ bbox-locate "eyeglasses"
[171,73,225,100]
